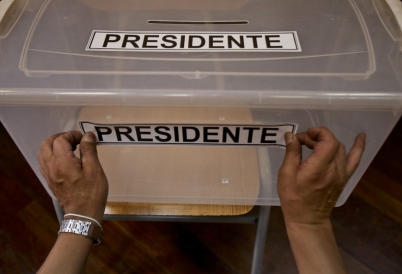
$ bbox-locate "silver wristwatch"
[59,218,103,245]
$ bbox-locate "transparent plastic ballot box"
[0,0,402,206]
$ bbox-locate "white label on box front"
[79,121,298,147]
[86,31,301,52]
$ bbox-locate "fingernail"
[284,132,294,145]
[83,132,95,143]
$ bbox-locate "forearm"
[37,132,108,273]
[285,220,346,274]
[37,233,92,274]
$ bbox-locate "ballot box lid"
[0,0,401,109]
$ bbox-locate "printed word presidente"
[79,122,297,147]
[86,31,301,52]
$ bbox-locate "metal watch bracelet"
[58,219,103,245]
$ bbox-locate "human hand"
[37,131,108,223]
[278,127,365,226]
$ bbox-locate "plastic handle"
[380,0,402,41]
[0,0,28,39]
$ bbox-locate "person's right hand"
[37,131,108,223]
[278,127,366,225]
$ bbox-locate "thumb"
[80,132,101,170]
[280,132,301,175]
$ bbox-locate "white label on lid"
[79,121,298,147]
[86,31,301,52]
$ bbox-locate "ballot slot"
[147,20,249,25]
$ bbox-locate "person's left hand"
[37,131,108,223]
[278,127,365,226]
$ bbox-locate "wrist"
[57,230,93,245]
[284,217,346,274]
[285,218,333,235]
[281,204,332,226]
